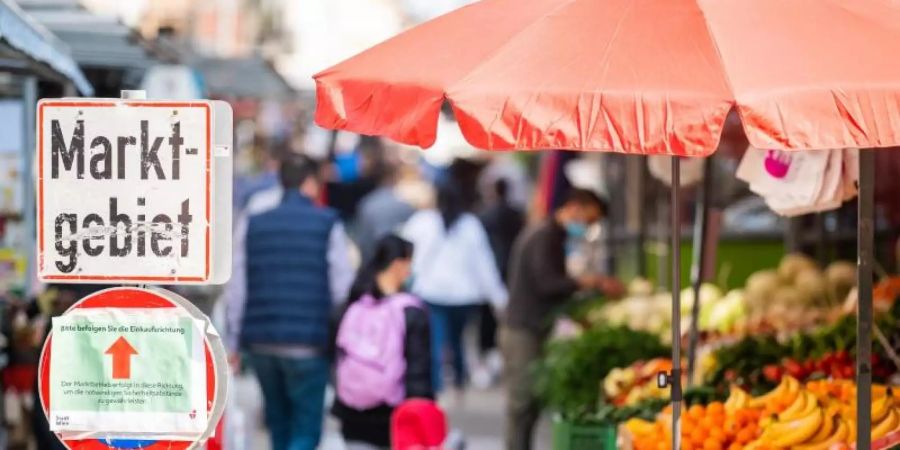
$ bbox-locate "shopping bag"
[737,147,855,217]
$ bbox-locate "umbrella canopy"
[315,0,900,156]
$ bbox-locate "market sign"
[39,287,228,447]
[37,99,233,284]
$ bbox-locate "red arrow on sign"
[105,336,138,380]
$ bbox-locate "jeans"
[427,302,479,392]
[248,352,330,450]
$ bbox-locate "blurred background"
[0,1,897,449]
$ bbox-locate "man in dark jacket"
[226,154,354,450]
[502,189,622,450]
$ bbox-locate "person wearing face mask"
[502,188,623,450]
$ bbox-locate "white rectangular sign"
[37,99,232,284]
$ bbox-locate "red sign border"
[38,287,219,450]
[37,101,212,283]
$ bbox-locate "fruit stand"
[537,253,900,449]
[625,377,900,450]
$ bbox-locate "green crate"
[552,419,617,450]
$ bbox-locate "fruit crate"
[552,419,617,450]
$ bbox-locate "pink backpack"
[336,293,422,410]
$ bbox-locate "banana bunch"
[725,385,751,413]
[749,375,801,409]
[833,386,899,443]
[755,390,824,448]
[868,393,899,442]
[794,412,848,450]
[747,382,900,449]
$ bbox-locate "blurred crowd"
[212,117,624,450]
[222,132,525,450]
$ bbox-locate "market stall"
[534,157,900,448]
[310,0,900,448]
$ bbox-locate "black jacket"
[479,202,525,282]
[331,292,433,447]
[506,219,579,335]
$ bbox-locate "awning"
[195,55,294,99]
[0,0,91,94]
[20,0,175,72]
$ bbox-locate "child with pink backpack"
[333,235,434,450]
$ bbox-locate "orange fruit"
[703,440,723,450]
[709,428,727,443]
[707,401,726,416]
[689,404,706,419]
[728,444,743,450]
[690,428,707,445]
[733,409,750,426]
[710,413,726,426]
[736,427,756,444]
[723,417,738,434]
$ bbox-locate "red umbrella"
[313,0,900,448]
[316,0,900,155]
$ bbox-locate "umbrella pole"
[686,157,712,385]
[856,149,875,450]
[670,157,683,450]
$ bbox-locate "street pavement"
[231,373,552,450]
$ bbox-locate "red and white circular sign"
[38,287,228,450]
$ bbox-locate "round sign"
[38,287,228,449]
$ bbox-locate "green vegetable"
[706,304,900,390]
[684,385,725,406]
[561,296,607,326]
[534,325,669,424]
[705,334,785,391]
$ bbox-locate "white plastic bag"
[736,147,856,217]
